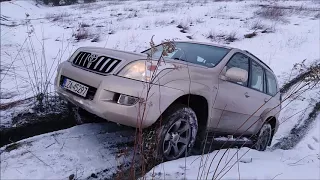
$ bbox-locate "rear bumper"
[55,61,183,128]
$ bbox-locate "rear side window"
[266,71,277,96]
[226,53,250,86]
[250,61,264,92]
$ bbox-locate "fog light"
[117,94,139,106]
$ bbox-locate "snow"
[0,123,134,179]
[144,118,320,179]
[1,0,319,179]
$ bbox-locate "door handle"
[244,92,250,98]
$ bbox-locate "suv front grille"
[72,51,121,74]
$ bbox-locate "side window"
[225,53,249,86]
[266,71,277,96]
[250,61,264,92]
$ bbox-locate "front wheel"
[253,123,272,151]
[143,104,198,162]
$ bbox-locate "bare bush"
[206,30,238,43]
[195,17,205,24]
[244,32,257,39]
[126,11,138,19]
[37,0,77,6]
[177,22,189,33]
[250,20,266,30]
[224,31,237,42]
[255,6,286,20]
[186,35,193,40]
[154,19,168,27]
[73,23,93,41]
[91,35,100,42]
[123,7,136,12]
[80,22,90,28]
[206,30,216,41]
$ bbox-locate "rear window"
[266,71,277,96]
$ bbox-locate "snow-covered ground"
[0,123,135,179]
[144,118,320,179]
[1,0,319,179]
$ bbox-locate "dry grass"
[45,12,71,22]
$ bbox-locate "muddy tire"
[143,104,198,166]
[253,123,272,151]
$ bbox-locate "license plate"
[62,78,89,97]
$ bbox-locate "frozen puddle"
[0,123,135,179]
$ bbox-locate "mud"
[0,110,76,147]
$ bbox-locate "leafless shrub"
[244,32,257,39]
[80,22,90,28]
[73,3,103,11]
[206,30,216,41]
[153,7,170,13]
[154,19,167,27]
[177,22,189,33]
[255,4,320,18]
[107,29,115,35]
[195,17,205,24]
[45,12,71,21]
[72,23,94,41]
[250,20,266,30]
[255,6,286,20]
[91,35,100,42]
[206,30,238,43]
[186,35,193,40]
[126,11,138,19]
[143,3,152,9]
[261,23,277,33]
[123,7,136,12]
[224,31,237,42]
[153,2,179,13]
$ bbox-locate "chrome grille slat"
[93,57,104,70]
[72,52,121,75]
[74,52,84,64]
[99,58,111,71]
[105,60,117,73]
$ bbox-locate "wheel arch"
[160,94,210,146]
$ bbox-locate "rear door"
[244,60,270,134]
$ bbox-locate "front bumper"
[55,62,183,128]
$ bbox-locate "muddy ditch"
[0,97,78,147]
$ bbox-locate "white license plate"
[62,78,89,97]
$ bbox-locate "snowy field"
[1,0,319,179]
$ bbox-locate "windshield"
[142,42,230,68]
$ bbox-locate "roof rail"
[244,50,273,72]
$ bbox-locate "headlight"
[117,60,175,82]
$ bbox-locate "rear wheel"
[143,104,198,163]
[253,123,272,151]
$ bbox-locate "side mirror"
[223,67,248,83]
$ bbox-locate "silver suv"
[55,41,281,161]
